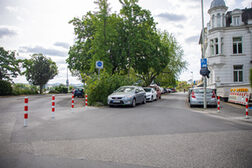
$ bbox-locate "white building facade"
[203,0,252,98]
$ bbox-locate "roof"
[210,0,226,9]
[226,8,252,26]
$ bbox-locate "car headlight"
[124,95,133,99]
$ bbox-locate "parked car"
[143,87,157,102]
[160,87,165,94]
[170,88,176,93]
[149,85,161,99]
[167,88,172,93]
[74,89,84,98]
[188,87,217,107]
[108,86,146,107]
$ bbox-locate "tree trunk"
[39,84,43,94]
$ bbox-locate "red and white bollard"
[245,95,249,119]
[217,96,220,113]
[72,94,74,112]
[24,97,28,127]
[52,95,55,119]
[85,94,88,109]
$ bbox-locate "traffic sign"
[201,58,207,68]
[96,61,103,69]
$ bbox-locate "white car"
[143,87,157,102]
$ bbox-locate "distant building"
[200,0,252,99]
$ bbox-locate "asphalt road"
[0,93,251,168]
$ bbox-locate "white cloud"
[242,0,252,8]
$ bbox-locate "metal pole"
[98,68,100,80]
[201,0,207,109]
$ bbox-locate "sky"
[0,0,250,85]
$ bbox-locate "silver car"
[188,87,217,107]
[108,86,146,107]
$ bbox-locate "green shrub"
[51,84,68,93]
[85,73,135,106]
[0,80,12,95]
[12,84,38,95]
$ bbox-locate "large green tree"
[0,47,21,81]
[67,0,186,86]
[23,54,58,94]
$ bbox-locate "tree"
[67,0,186,86]
[0,47,21,81]
[23,54,58,94]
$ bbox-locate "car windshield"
[116,87,135,93]
[144,88,152,92]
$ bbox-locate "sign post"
[96,61,103,80]
[201,58,207,109]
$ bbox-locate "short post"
[245,95,249,119]
[72,94,74,112]
[217,96,220,113]
[24,97,28,127]
[85,94,88,109]
[52,95,55,119]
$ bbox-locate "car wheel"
[131,98,136,107]
[151,96,153,102]
[190,103,194,108]
[143,97,146,104]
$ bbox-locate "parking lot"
[0,93,252,168]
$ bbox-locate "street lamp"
[201,0,207,109]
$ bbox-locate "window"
[233,16,240,26]
[233,65,243,82]
[210,38,219,55]
[233,37,242,54]
[217,13,221,27]
[214,38,218,54]
[212,15,215,28]
[221,38,224,54]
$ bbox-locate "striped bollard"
[72,94,74,112]
[24,97,28,127]
[217,96,220,113]
[85,94,88,109]
[52,95,55,119]
[245,95,249,119]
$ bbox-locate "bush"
[85,73,135,106]
[51,84,68,93]
[0,80,12,95]
[12,84,38,95]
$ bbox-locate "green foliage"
[12,83,38,95]
[23,54,58,94]
[85,73,134,105]
[176,81,191,92]
[0,47,21,81]
[250,69,252,88]
[49,84,68,94]
[68,0,186,89]
[0,80,12,95]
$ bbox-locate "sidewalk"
[193,101,252,124]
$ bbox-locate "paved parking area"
[0,93,252,168]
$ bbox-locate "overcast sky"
[0,0,250,84]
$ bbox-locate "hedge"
[85,73,135,106]
[0,80,12,95]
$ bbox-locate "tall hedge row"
[0,80,12,95]
[85,74,135,106]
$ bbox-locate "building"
[200,0,252,99]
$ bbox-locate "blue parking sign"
[201,58,207,68]
[96,61,103,69]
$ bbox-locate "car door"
[135,88,141,103]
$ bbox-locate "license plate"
[113,100,120,103]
